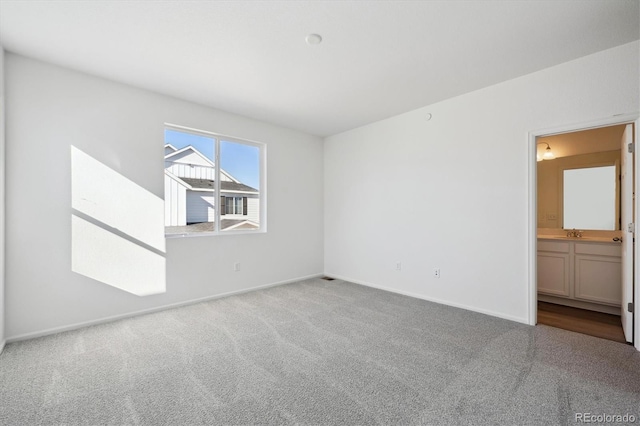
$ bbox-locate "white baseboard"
[328,273,530,325]
[7,273,323,343]
[0,340,5,355]
[537,294,620,315]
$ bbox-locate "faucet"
[566,228,583,238]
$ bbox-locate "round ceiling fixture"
[305,34,322,45]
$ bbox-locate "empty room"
[0,1,639,425]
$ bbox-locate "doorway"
[529,117,638,347]
[537,301,626,343]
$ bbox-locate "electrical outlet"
[234,262,240,272]
[434,268,441,278]
[396,262,402,271]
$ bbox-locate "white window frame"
[164,123,266,237]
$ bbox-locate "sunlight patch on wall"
[72,215,165,296]
[71,147,165,252]
[71,146,165,296]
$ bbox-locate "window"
[164,125,265,236]
[223,196,246,215]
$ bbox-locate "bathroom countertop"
[537,235,620,243]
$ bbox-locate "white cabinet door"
[537,253,570,297]
[574,254,622,306]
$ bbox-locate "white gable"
[164,144,178,155]
[165,147,215,168]
[164,145,241,183]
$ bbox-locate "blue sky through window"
[165,129,214,161]
[221,140,260,190]
[165,129,260,189]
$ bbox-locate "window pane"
[220,140,260,231]
[164,129,216,235]
[225,197,232,215]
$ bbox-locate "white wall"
[0,48,5,352]
[324,41,639,324]
[5,53,324,339]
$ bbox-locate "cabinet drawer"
[575,243,621,257]
[538,241,570,253]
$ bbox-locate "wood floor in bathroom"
[537,301,627,344]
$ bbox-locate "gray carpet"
[1,277,639,425]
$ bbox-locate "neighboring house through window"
[163,126,264,235]
[223,196,246,216]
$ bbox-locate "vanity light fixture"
[537,142,555,161]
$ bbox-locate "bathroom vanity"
[537,237,621,315]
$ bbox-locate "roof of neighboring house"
[164,145,239,183]
[225,221,259,230]
[165,219,259,235]
[165,145,217,168]
[180,177,258,193]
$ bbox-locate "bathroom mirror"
[537,124,626,232]
[537,151,620,231]
[562,165,617,230]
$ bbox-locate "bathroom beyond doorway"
[537,301,626,343]
[535,122,633,344]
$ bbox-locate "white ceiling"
[1,1,638,137]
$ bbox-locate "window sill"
[165,229,266,239]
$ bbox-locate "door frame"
[527,113,640,350]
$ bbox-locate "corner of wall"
[0,46,6,352]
